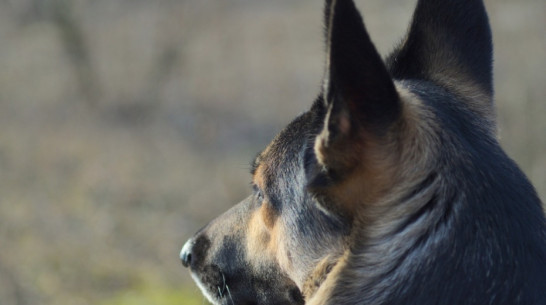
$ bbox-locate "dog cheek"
[245,206,297,279]
[245,208,274,265]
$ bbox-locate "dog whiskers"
[225,284,235,305]
[216,272,233,304]
[210,272,234,305]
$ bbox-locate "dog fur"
[180,0,546,304]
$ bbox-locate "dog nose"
[180,238,194,268]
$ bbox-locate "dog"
[180,0,546,304]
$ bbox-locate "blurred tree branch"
[51,0,100,108]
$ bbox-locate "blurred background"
[0,0,544,304]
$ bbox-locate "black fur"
[181,1,546,304]
[387,0,494,95]
[327,79,546,304]
[324,0,400,134]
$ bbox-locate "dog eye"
[252,184,265,203]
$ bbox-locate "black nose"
[180,238,193,268]
[180,235,211,269]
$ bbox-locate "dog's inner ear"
[311,0,400,215]
[387,0,494,120]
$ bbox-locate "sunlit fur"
[180,1,546,304]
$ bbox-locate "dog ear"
[310,0,400,214]
[387,0,493,110]
[314,0,400,174]
[322,0,400,131]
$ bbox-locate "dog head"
[181,0,497,303]
[179,104,350,304]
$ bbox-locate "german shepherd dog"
[180,0,546,304]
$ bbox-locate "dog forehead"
[258,111,315,174]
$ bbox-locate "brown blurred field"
[0,0,544,304]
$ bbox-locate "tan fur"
[260,201,277,229]
[302,254,344,299]
[307,83,441,305]
[253,164,267,192]
[246,206,284,266]
[305,252,350,304]
[313,84,437,211]
[246,166,295,277]
[181,1,519,304]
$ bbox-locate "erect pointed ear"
[314,0,400,178]
[387,0,494,115]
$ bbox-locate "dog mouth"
[190,265,238,305]
[189,263,305,305]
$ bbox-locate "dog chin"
[190,272,223,305]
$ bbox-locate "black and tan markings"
[181,0,546,304]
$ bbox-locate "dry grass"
[0,0,544,304]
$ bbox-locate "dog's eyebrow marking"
[250,153,261,175]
